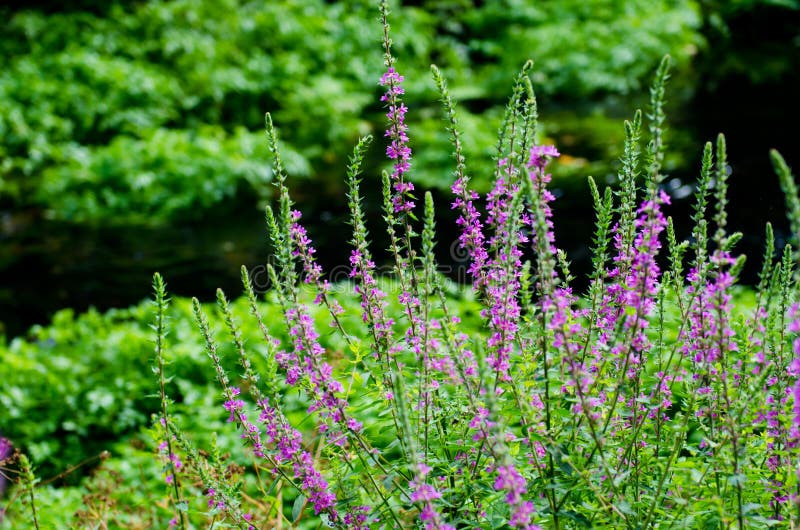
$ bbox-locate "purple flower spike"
[257,399,342,520]
[380,66,415,213]
[788,305,800,479]
[0,436,11,497]
[410,465,455,530]
[494,464,540,529]
[289,210,323,286]
[349,249,394,346]
[279,306,357,442]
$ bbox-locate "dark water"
[0,203,269,337]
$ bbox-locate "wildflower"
[223,387,246,423]
[546,287,592,417]
[349,249,394,346]
[589,190,670,431]
[683,251,737,369]
[289,209,345,320]
[380,66,414,213]
[280,306,355,442]
[482,161,525,381]
[527,144,561,277]
[494,464,539,529]
[156,435,182,486]
[452,175,488,287]
[787,304,800,487]
[410,464,455,530]
[344,505,371,529]
[256,399,341,519]
[529,145,560,170]
[470,407,491,433]
[207,487,224,510]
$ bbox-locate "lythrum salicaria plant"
[144,2,800,529]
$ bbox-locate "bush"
[0,0,703,223]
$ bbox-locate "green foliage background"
[0,0,706,224]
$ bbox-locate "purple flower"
[494,464,539,529]
[452,176,488,288]
[156,432,183,488]
[289,209,346,322]
[409,465,455,530]
[256,398,342,520]
[349,249,394,346]
[527,146,560,281]
[344,505,371,529]
[528,144,560,172]
[223,387,246,423]
[279,306,356,443]
[380,66,415,213]
[589,191,671,427]
[289,210,323,286]
[786,304,800,491]
[380,67,404,88]
[0,436,11,496]
[206,487,225,510]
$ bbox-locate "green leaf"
[292,494,306,522]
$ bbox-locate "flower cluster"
[790,305,800,437]
[409,464,454,530]
[787,304,800,481]
[277,307,360,442]
[157,438,183,485]
[290,209,345,318]
[343,505,371,529]
[206,487,225,511]
[221,387,343,523]
[684,251,737,368]
[0,436,11,496]
[494,464,540,530]
[588,190,670,429]
[380,67,414,214]
[257,399,340,518]
[452,176,488,288]
[349,249,394,348]
[222,387,266,458]
[527,144,561,286]
[482,160,526,382]
[143,6,800,529]
[290,210,323,285]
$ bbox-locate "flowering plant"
[10,1,798,529]
[142,2,800,528]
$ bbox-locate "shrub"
[0,0,702,223]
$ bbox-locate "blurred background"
[1,0,799,338]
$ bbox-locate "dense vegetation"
[0,282,482,480]
[2,1,800,529]
[0,0,706,224]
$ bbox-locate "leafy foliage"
[0,281,481,481]
[0,0,703,223]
